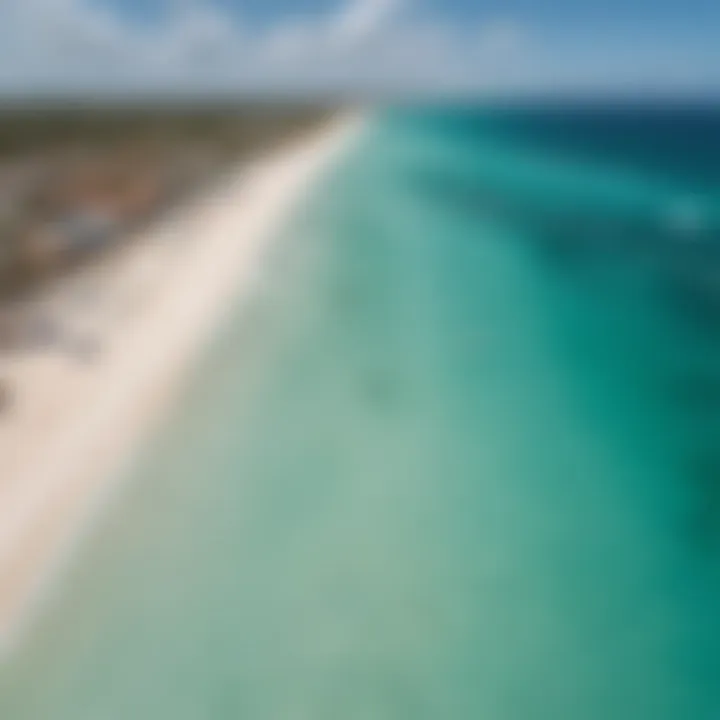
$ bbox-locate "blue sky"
[0,0,717,96]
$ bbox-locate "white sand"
[0,113,363,654]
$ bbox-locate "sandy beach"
[0,112,362,655]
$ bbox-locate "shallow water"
[1,107,719,719]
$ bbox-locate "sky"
[0,0,717,98]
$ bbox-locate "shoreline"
[0,112,364,657]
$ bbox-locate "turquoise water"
[1,108,719,718]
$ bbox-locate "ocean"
[1,104,719,718]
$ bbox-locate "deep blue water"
[0,105,719,719]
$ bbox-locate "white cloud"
[260,0,406,68]
[148,3,245,71]
[0,0,530,95]
[0,0,714,96]
[260,21,317,66]
[328,0,405,47]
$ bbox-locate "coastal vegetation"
[0,103,333,299]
